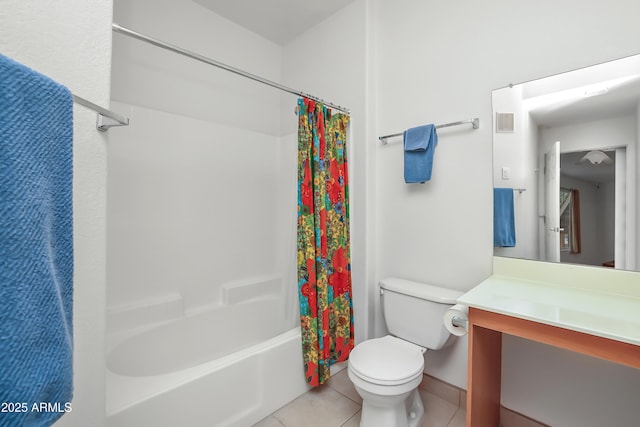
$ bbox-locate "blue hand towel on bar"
[494,188,516,247]
[0,54,74,425]
[404,124,438,183]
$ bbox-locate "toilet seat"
[349,335,425,386]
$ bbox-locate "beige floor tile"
[326,368,362,404]
[446,409,466,427]
[252,415,286,427]
[272,385,360,427]
[258,371,473,427]
[418,390,459,427]
[341,410,362,427]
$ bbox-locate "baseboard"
[421,374,550,427]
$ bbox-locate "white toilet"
[348,277,463,427]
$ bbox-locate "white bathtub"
[106,297,310,426]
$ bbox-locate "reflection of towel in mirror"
[0,54,74,426]
[404,124,438,183]
[494,188,516,247]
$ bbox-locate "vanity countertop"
[458,274,640,347]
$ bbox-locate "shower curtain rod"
[72,94,130,131]
[112,23,351,115]
[378,118,480,144]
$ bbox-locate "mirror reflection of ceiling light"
[582,86,608,97]
[579,150,613,165]
[523,75,639,110]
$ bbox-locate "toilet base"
[356,386,424,427]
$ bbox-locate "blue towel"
[494,188,516,247]
[404,124,438,183]
[0,54,74,425]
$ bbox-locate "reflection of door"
[615,147,626,269]
[545,141,560,262]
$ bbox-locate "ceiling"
[193,0,356,45]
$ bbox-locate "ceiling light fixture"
[580,150,613,165]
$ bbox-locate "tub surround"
[105,276,301,426]
[459,257,640,426]
[106,327,309,426]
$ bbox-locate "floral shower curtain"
[296,97,354,386]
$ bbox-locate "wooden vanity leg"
[467,309,502,427]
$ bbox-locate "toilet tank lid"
[379,277,463,304]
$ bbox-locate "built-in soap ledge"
[107,293,183,334]
[221,276,282,305]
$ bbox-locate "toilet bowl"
[348,335,426,427]
[347,278,463,427]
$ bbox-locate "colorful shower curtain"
[296,97,354,386]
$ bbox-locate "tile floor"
[253,368,466,427]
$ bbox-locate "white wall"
[108,0,291,314]
[0,1,112,425]
[373,0,640,425]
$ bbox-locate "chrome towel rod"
[72,94,129,132]
[378,118,480,144]
[112,23,350,115]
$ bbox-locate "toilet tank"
[380,277,463,350]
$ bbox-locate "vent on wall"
[496,112,515,133]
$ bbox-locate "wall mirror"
[492,54,640,272]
